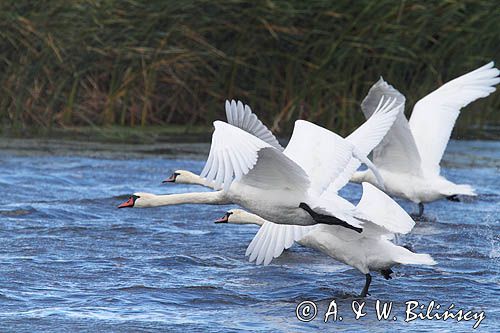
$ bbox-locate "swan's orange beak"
[118,197,135,208]
[214,213,229,223]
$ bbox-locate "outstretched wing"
[328,96,401,193]
[225,100,284,151]
[201,121,309,192]
[409,62,500,177]
[283,120,355,196]
[246,222,314,265]
[361,78,423,176]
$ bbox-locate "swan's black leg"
[418,203,424,217]
[410,203,425,221]
[360,273,372,297]
[299,203,362,233]
[381,268,393,280]
[446,195,460,202]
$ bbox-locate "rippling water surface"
[0,139,498,332]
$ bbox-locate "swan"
[351,62,500,216]
[214,186,436,297]
[122,97,407,228]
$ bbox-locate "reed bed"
[0,0,498,137]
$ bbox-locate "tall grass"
[0,0,498,137]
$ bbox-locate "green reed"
[0,0,498,138]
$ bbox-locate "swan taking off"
[215,203,436,297]
[351,62,500,216]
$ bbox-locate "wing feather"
[328,96,402,193]
[225,99,284,150]
[246,221,315,266]
[360,78,423,176]
[283,120,355,196]
[201,121,309,192]
[409,62,500,176]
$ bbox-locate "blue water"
[0,139,498,332]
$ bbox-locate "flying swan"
[351,62,500,217]
[214,203,436,297]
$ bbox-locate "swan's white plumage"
[246,182,415,265]
[328,96,401,193]
[348,95,401,156]
[225,100,284,151]
[409,61,500,176]
[356,182,415,234]
[353,63,499,204]
[283,120,355,196]
[360,78,423,176]
[230,207,434,273]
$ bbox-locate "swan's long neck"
[237,212,268,226]
[190,175,217,190]
[138,191,228,207]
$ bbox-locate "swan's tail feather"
[356,182,415,235]
[440,183,476,197]
[394,247,437,266]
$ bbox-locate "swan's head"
[214,209,266,226]
[162,170,199,184]
[118,192,155,208]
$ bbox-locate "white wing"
[245,222,315,265]
[348,95,402,156]
[328,96,401,193]
[355,182,415,235]
[361,78,423,176]
[283,120,355,196]
[409,62,500,176]
[225,100,284,151]
[201,121,309,192]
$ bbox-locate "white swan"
[215,194,436,297]
[351,62,500,216]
